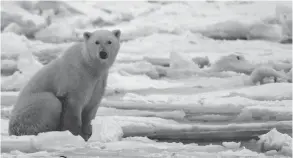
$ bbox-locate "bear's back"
[19,59,61,96]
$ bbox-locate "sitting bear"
[8,29,121,141]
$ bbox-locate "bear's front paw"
[62,123,82,136]
[81,124,92,141]
[61,112,82,136]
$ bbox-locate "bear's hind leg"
[9,92,62,136]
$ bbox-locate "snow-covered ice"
[1,1,292,157]
[88,117,123,143]
[258,128,292,156]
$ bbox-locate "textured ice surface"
[1,130,86,153]
[1,32,30,58]
[258,128,292,156]
[222,141,241,149]
[89,117,123,143]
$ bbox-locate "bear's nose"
[99,51,108,59]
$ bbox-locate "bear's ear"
[112,29,121,39]
[83,32,92,40]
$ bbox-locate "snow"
[34,22,79,43]
[1,2,46,27]
[258,128,292,156]
[1,72,28,91]
[89,117,123,143]
[1,1,292,157]
[276,3,292,39]
[169,51,200,70]
[1,44,43,91]
[32,131,86,151]
[3,23,23,35]
[1,59,17,75]
[222,141,241,149]
[107,72,185,90]
[121,83,291,105]
[1,130,86,153]
[97,107,186,121]
[1,32,31,58]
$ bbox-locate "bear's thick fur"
[8,29,121,141]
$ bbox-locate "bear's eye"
[95,41,100,45]
[107,41,112,44]
[236,56,240,60]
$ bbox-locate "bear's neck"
[80,44,108,77]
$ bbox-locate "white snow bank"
[32,1,84,16]
[235,105,292,122]
[248,22,283,41]
[1,119,9,136]
[41,1,144,37]
[1,2,47,38]
[211,54,254,74]
[276,3,292,39]
[120,31,291,66]
[127,2,230,35]
[231,83,292,100]
[89,117,123,143]
[120,32,202,58]
[32,131,86,151]
[30,42,73,65]
[107,83,292,122]
[106,137,226,152]
[1,32,30,58]
[1,72,28,91]
[17,47,43,74]
[50,139,286,157]
[169,51,200,70]
[92,1,160,18]
[34,22,79,43]
[111,61,159,79]
[107,72,185,90]
[218,148,263,157]
[197,20,283,42]
[142,53,254,79]
[0,92,19,106]
[109,96,291,123]
[222,142,241,150]
[117,1,290,43]
[98,116,291,143]
[97,107,186,121]
[1,151,55,158]
[1,131,86,153]
[1,32,70,64]
[63,2,128,23]
[122,136,157,143]
[1,2,46,28]
[190,2,290,42]
[121,83,291,105]
[1,116,124,153]
[113,52,229,80]
[1,117,291,157]
[1,59,18,75]
[197,20,250,40]
[1,46,43,91]
[1,106,12,119]
[3,23,23,34]
[258,128,292,156]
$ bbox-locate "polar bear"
[8,29,121,141]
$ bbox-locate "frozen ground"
[1,1,292,157]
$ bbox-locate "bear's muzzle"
[99,51,108,60]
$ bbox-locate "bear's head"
[82,29,121,70]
